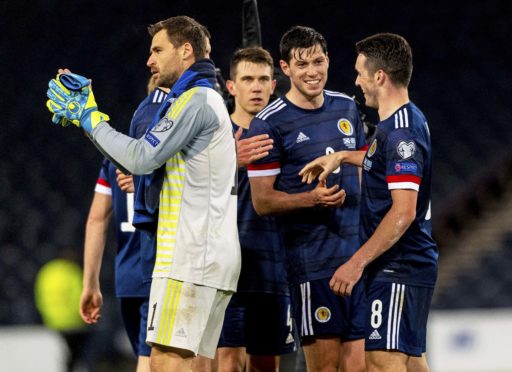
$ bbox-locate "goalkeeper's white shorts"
[146,277,232,358]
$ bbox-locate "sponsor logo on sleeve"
[145,132,160,147]
[337,119,353,136]
[397,141,416,159]
[394,162,418,173]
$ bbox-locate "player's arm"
[249,175,346,216]
[330,189,417,296]
[80,191,112,324]
[299,150,367,184]
[91,90,213,175]
[46,73,210,175]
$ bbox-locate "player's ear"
[279,60,291,77]
[226,80,236,96]
[182,42,193,60]
[375,69,385,86]
[271,79,277,94]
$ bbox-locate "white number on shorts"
[287,304,293,333]
[371,299,383,329]
[326,147,341,174]
[120,192,136,232]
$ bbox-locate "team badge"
[368,139,377,158]
[397,141,416,159]
[337,119,353,136]
[314,306,331,323]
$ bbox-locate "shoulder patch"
[152,117,173,132]
[397,141,416,159]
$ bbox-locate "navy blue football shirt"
[361,102,438,287]
[247,91,366,285]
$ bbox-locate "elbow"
[252,199,273,216]
[399,209,416,229]
[253,204,270,217]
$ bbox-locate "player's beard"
[157,70,180,89]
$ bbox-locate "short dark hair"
[355,33,413,87]
[229,47,274,80]
[279,26,328,63]
[148,16,207,61]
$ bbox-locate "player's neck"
[230,109,254,129]
[286,87,324,110]
[378,88,409,121]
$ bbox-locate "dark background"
[0,0,511,366]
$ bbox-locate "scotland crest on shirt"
[337,118,354,136]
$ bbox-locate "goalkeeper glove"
[49,73,91,127]
[46,73,110,133]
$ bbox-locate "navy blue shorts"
[290,278,366,341]
[218,292,296,355]
[120,297,151,357]
[364,281,433,357]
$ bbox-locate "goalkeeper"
[46,16,240,371]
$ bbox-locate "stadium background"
[1,0,511,370]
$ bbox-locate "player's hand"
[116,169,134,193]
[310,179,346,208]
[79,287,103,324]
[235,127,273,167]
[46,72,110,133]
[329,259,363,297]
[299,153,342,184]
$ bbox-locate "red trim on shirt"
[386,175,421,185]
[247,162,281,171]
[358,144,369,151]
[97,178,111,188]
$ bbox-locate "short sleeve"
[385,129,423,191]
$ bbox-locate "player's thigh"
[339,338,365,372]
[366,350,408,372]
[244,293,296,356]
[146,278,231,359]
[246,354,279,372]
[216,347,246,372]
[302,336,340,371]
[150,344,194,372]
[364,281,433,358]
